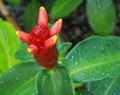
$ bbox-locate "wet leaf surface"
[88,78,120,95]
[66,36,120,82]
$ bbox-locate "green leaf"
[58,42,72,56]
[48,23,52,29]
[73,82,83,88]
[88,78,120,95]
[15,42,34,62]
[23,0,41,32]
[65,36,120,82]
[56,34,61,47]
[87,0,116,35]
[0,61,42,95]
[0,19,20,73]
[36,67,75,95]
[76,90,93,95]
[45,0,55,12]
[58,42,72,65]
[51,0,83,18]
[4,0,20,7]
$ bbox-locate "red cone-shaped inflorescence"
[16,7,62,69]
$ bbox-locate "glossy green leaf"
[65,36,120,82]
[45,0,55,12]
[51,0,83,18]
[58,42,72,65]
[87,0,116,35]
[48,23,52,29]
[4,0,20,7]
[58,42,72,56]
[88,78,120,95]
[73,82,83,88]
[23,0,41,32]
[0,61,42,95]
[36,67,75,95]
[76,90,93,95]
[0,19,20,73]
[15,42,34,62]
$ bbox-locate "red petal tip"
[59,18,62,23]
[40,6,45,11]
[38,6,48,28]
[50,18,62,36]
[27,45,39,54]
[44,35,58,48]
[16,31,20,38]
[16,31,31,44]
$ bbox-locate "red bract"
[16,7,62,69]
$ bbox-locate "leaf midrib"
[70,58,120,76]
[50,71,56,95]
[103,77,117,95]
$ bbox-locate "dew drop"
[94,10,98,13]
[74,51,77,54]
[15,77,19,80]
[106,73,110,76]
[105,83,109,87]
[81,73,85,79]
[98,5,101,9]
[102,73,105,76]
[75,62,78,66]
[101,47,104,50]
[96,53,99,56]
[100,40,103,43]
[0,81,4,84]
[93,46,96,49]
[113,91,117,95]
[4,75,8,78]
[71,56,75,61]
[107,3,111,8]
[9,70,12,73]
[117,64,120,66]
[58,61,62,64]
[92,77,95,80]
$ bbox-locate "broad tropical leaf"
[15,42,34,62]
[0,62,42,95]
[0,19,20,73]
[88,78,120,95]
[87,0,116,35]
[36,67,75,95]
[51,0,83,18]
[23,0,41,31]
[4,0,20,7]
[65,36,120,82]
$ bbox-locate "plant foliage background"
[0,0,120,95]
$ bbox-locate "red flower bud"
[16,31,31,44]
[16,7,62,70]
[50,19,62,36]
[27,44,39,54]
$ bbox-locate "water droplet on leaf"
[106,73,110,76]
[71,56,75,61]
[9,70,12,73]
[113,91,117,95]
[75,62,78,66]
[0,81,4,84]
[15,77,19,80]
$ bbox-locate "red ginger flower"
[16,7,62,70]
